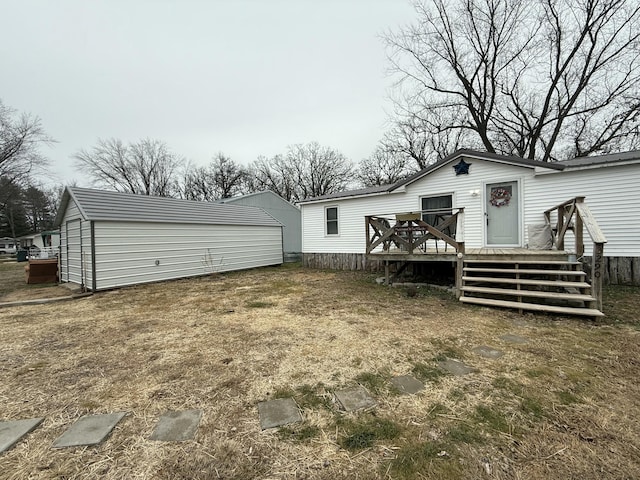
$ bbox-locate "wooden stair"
[459,258,604,318]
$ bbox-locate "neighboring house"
[218,191,301,262]
[19,231,61,258]
[299,149,640,287]
[0,237,17,254]
[54,187,283,291]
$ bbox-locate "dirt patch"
[0,261,71,303]
[0,264,639,479]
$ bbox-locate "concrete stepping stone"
[0,418,44,454]
[52,412,127,448]
[472,345,504,359]
[500,334,529,344]
[334,386,377,412]
[437,358,477,376]
[150,409,203,441]
[258,398,301,430]
[390,375,424,395]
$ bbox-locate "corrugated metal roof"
[54,187,282,227]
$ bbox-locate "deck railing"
[544,197,607,309]
[365,208,465,255]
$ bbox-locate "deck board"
[368,247,569,262]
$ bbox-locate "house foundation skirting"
[303,252,640,286]
[582,256,640,286]
[302,253,385,272]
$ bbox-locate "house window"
[326,206,339,235]
[421,195,455,235]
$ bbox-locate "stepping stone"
[472,346,505,359]
[437,358,477,376]
[390,375,424,395]
[500,334,529,344]
[0,417,44,454]
[334,386,377,412]
[150,409,203,441]
[52,412,127,448]
[258,398,301,430]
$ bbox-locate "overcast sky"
[1,0,417,187]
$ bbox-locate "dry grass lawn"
[0,262,639,479]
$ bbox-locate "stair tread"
[462,276,590,288]
[461,286,596,301]
[459,297,604,316]
[464,259,580,265]
[463,267,585,276]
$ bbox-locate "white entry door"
[485,181,519,246]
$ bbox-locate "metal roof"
[557,150,640,168]
[54,187,282,227]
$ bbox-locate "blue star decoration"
[453,159,471,175]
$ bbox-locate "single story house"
[0,237,17,255]
[54,187,283,291]
[300,150,640,316]
[19,230,61,258]
[217,191,301,262]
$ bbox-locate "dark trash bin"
[16,250,28,262]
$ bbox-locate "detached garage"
[54,187,283,291]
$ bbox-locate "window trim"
[325,205,339,236]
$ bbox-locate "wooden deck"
[368,247,570,262]
[365,198,607,315]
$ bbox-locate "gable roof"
[54,187,281,228]
[217,190,300,211]
[299,149,564,204]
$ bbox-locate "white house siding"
[524,163,640,257]
[302,160,533,254]
[92,221,282,290]
[302,192,410,254]
[302,158,638,258]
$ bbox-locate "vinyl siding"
[302,158,639,257]
[92,222,282,290]
[220,192,301,254]
[59,199,86,285]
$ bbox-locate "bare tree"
[74,138,181,196]
[248,154,299,203]
[181,153,248,201]
[287,142,354,200]
[248,142,354,202]
[0,100,52,185]
[387,0,640,161]
[357,145,415,186]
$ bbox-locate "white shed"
[54,187,283,291]
[218,191,301,262]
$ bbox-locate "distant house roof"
[217,190,300,210]
[299,149,639,204]
[54,187,281,227]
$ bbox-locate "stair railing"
[544,197,607,310]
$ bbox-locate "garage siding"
[93,221,283,290]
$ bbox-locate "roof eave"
[299,187,403,205]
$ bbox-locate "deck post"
[385,260,390,286]
[455,252,464,299]
[592,242,604,311]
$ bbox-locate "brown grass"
[0,261,71,302]
[0,263,639,479]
